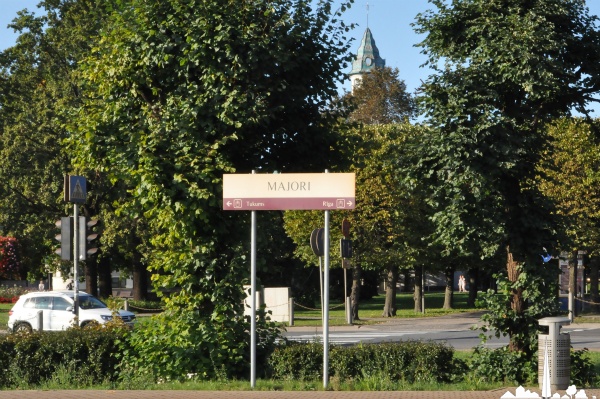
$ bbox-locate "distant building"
[349,27,386,93]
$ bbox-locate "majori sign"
[267,181,311,191]
[223,173,355,211]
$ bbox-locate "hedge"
[0,327,126,388]
[267,340,458,383]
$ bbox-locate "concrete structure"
[244,286,291,323]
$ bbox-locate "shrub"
[0,326,127,388]
[469,346,536,385]
[268,340,459,383]
[571,348,599,387]
[469,345,599,387]
[266,341,323,380]
[116,307,281,382]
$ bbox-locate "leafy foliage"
[412,0,600,351]
[469,346,597,387]
[0,1,78,276]
[283,123,433,316]
[268,340,458,383]
[266,341,324,381]
[570,348,598,387]
[345,66,416,125]
[538,118,600,255]
[71,0,353,379]
[0,237,21,279]
[469,346,537,385]
[476,262,561,357]
[0,328,126,388]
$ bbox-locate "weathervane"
[366,2,373,28]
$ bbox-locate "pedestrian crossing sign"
[66,175,87,204]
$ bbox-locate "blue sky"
[1,0,600,115]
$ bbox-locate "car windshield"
[78,296,107,310]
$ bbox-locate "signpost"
[223,173,355,211]
[63,175,87,322]
[223,172,355,389]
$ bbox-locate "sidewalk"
[2,387,600,399]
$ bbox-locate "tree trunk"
[132,250,148,301]
[414,266,423,313]
[350,263,362,320]
[507,247,525,352]
[85,257,98,296]
[443,264,454,310]
[467,266,478,307]
[589,257,599,314]
[402,270,411,292]
[382,265,398,317]
[97,256,112,298]
[443,265,455,310]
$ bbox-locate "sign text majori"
[268,181,311,192]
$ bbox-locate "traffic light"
[340,238,353,259]
[79,217,100,260]
[55,217,73,261]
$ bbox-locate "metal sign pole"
[73,203,79,324]
[250,171,257,388]
[319,257,323,317]
[344,265,347,317]
[422,265,425,314]
[323,171,330,388]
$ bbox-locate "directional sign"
[223,173,355,211]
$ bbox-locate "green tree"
[353,124,431,316]
[283,123,432,318]
[0,0,147,293]
[413,0,600,353]
[345,66,416,125]
[539,119,600,252]
[72,0,354,380]
[538,118,600,311]
[0,0,115,280]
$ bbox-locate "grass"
[0,303,12,329]
[106,375,510,392]
[291,291,479,326]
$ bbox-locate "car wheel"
[14,323,32,334]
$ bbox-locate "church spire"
[349,27,386,92]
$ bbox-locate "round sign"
[310,228,325,257]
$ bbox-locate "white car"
[7,291,136,333]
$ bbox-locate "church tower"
[349,27,386,92]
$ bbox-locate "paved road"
[284,312,600,351]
